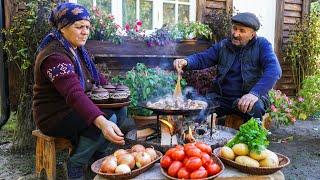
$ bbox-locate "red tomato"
[171,149,185,161]
[201,152,211,164]
[175,145,184,150]
[177,167,190,179]
[185,157,202,171]
[165,148,176,158]
[205,162,221,176]
[205,159,213,166]
[183,157,189,166]
[184,143,195,151]
[168,161,183,177]
[195,142,212,155]
[185,147,202,158]
[160,155,173,169]
[190,169,208,179]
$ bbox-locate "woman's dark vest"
[33,40,78,132]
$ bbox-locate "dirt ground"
[0,116,319,180]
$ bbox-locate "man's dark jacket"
[186,37,282,97]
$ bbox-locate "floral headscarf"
[37,3,100,88]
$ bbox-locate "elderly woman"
[33,3,134,179]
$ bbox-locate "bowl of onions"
[91,144,163,179]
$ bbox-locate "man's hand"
[94,115,125,145]
[237,93,259,113]
[173,59,187,74]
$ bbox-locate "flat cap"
[231,12,260,31]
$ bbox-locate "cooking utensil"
[173,73,182,97]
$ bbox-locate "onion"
[135,152,152,168]
[100,155,117,173]
[115,164,131,174]
[131,144,146,153]
[131,151,138,158]
[117,153,136,169]
[113,149,128,158]
[145,147,157,161]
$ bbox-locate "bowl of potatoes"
[214,143,290,175]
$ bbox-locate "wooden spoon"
[174,73,182,97]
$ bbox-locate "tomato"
[165,148,176,158]
[177,167,190,179]
[185,157,202,171]
[185,147,202,158]
[184,143,195,151]
[205,159,213,166]
[205,162,221,176]
[195,142,212,155]
[175,145,184,150]
[201,152,211,164]
[183,157,189,166]
[160,155,173,169]
[190,169,208,179]
[171,149,185,161]
[168,161,183,177]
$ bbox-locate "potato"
[221,146,235,160]
[235,156,260,167]
[259,149,279,167]
[266,149,279,160]
[232,143,249,156]
[249,149,268,161]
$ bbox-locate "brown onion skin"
[131,144,146,153]
[113,149,128,158]
[100,156,117,173]
[135,152,152,168]
[117,153,136,169]
[145,147,157,161]
[115,164,131,174]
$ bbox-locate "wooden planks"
[284,10,301,17]
[206,1,226,9]
[284,0,303,4]
[284,3,302,11]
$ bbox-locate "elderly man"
[174,12,282,125]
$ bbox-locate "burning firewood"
[183,126,196,143]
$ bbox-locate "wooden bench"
[32,130,72,180]
[225,113,270,130]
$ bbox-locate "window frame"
[71,0,196,31]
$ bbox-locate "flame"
[184,125,196,143]
[159,118,174,135]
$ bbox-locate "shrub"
[183,67,217,95]
[112,63,186,116]
[294,74,320,119]
[205,10,232,41]
[170,22,213,41]
[284,2,320,91]
[267,89,296,127]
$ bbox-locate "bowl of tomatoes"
[160,142,224,179]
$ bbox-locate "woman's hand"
[94,115,125,145]
[173,59,187,74]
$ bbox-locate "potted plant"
[112,63,185,128]
[170,22,214,43]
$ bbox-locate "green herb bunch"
[226,118,269,153]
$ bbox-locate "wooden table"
[94,163,285,180]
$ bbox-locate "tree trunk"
[12,69,35,151]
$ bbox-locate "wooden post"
[196,0,206,22]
